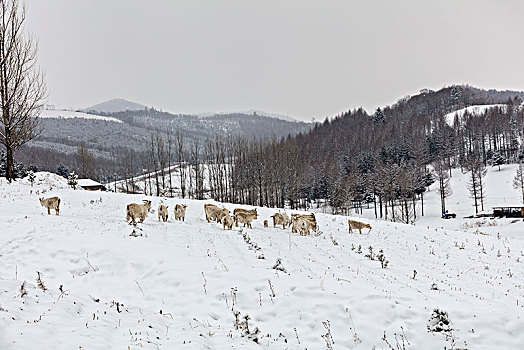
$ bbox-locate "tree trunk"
[6,145,14,182]
[421,193,424,216]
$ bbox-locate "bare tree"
[0,0,46,181]
[75,144,96,179]
[175,131,187,198]
[155,131,167,193]
[433,159,452,215]
[190,139,205,200]
[167,131,173,197]
[466,154,486,215]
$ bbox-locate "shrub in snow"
[233,311,260,343]
[36,271,47,291]
[377,250,389,268]
[241,231,262,253]
[428,308,452,333]
[321,320,334,349]
[364,246,389,268]
[365,246,375,260]
[20,282,28,298]
[272,258,287,273]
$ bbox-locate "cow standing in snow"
[174,204,187,221]
[234,211,257,229]
[348,219,371,234]
[296,217,314,236]
[291,213,317,233]
[270,213,291,229]
[39,196,61,215]
[204,204,229,223]
[126,200,152,225]
[222,214,234,230]
[233,208,258,227]
[158,204,168,222]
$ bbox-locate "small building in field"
[492,206,524,218]
[77,179,106,191]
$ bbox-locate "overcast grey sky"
[25,0,524,121]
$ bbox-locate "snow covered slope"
[39,109,122,123]
[444,104,505,126]
[0,172,523,349]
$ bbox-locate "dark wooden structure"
[492,206,524,218]
[78,179,107,191]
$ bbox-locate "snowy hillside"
[39,109,122,123]
[0,171,523,349]
[444,104,505,126]
[24,109,311,174]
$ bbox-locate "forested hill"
[108,109,310,140]
[217,85,524,216]
[18,108,311,180]
[293,85,524,175]
[380,85,524,119]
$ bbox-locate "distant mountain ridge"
[84,98,303,123]
[82,98,147,113]
[198,109,301,123]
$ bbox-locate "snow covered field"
[39,109,122,123]
[0,171,523,349]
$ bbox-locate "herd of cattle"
[38,196,372,235]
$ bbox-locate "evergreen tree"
[57,164,69,178]
[450,86,461,106]
[372,108,386,124]
[68,171,78,190]
[491,151,505,170]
